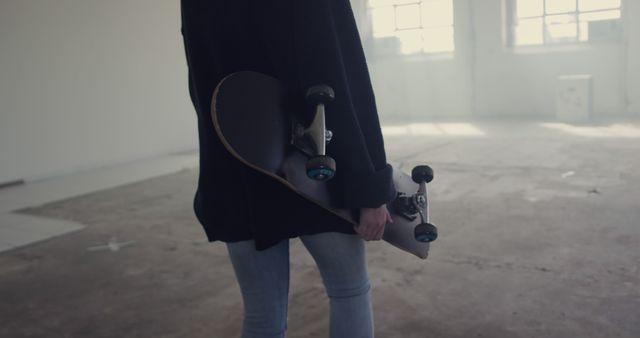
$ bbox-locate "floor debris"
[87,238,136,252]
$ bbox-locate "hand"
[355,204,393,241]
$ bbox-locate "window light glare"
[517,0,543,18]
[395,4,422,30]
[545,0,576,14]
[382,123,486,136]
[578,0,621,12]
[369,0,455,55]
[541,123,640,138]
[512,0,621,46]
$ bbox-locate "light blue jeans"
[225,232,373,338]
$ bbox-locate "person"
[180,1,396,337]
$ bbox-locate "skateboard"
[211,71,437,259]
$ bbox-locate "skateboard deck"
[211,71,436,259]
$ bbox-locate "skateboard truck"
[391,165,438,242]
[293,85,337,181]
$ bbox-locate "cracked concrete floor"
[1,120,639,337]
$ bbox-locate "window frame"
[506,0,623,47]
[368,0,456,55]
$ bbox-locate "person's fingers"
[356,207,391,241]
[368,218,381,241]
[354,224,367,240]
[363,214,375,237]
[364,223,375,240]
[379,213,392,238]
[355,223,371,241]
[374,211,387,240]
[374,225,384,241]
[374,227,381,240]
[368,223,379,240]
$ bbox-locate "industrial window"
[369,0,455,55]
[510,0,622,46]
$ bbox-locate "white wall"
[357,0,638,119]
[1,0,637,185]
[626,1,640,114]
[0,0,196,185]
[362,0,474,120]
[473,0,625,117]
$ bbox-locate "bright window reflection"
[370,0,455,55]
[512,0,621,46]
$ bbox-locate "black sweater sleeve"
[252,0,396,208]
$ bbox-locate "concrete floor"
[1,120,639,338]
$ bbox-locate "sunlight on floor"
[382,123,486,136]
[541,123,640,138]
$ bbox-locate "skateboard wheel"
[305,85,335,105]
[411,165,434,184]
[306,155,336,181]
[414,222,438,242]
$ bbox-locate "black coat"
[180,0,396,250]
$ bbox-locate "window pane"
[370,0,417,6]
[578,22,588,41]
[546,13,576,25]
[396,29,424,54]
[396,4,422,30]
[545,14,577,42]
[422,26,454,53]
[371,6,396,37]
[517,0,543,18]
[579,10,621,22]
[547,23,578,41]
[578,0,621,12]
[370,0,392,6]
[579,10,621,41]
[515,17,544,45]
[422,0,454,27]
[545,0,576,14]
